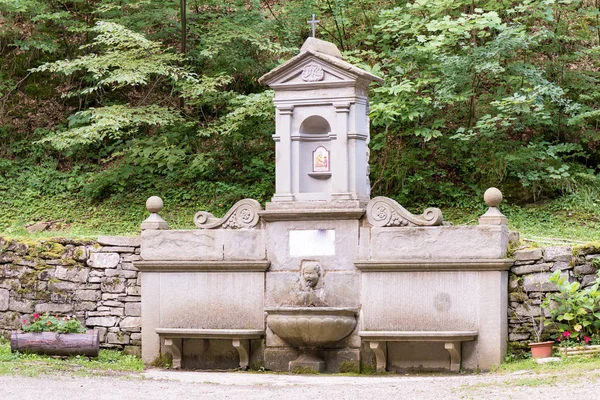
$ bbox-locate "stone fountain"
[134,36,512,373]
[266,261,357,371]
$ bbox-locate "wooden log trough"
[11,330,100,357]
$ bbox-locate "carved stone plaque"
[289,229,335,256]
[301,62,324,82]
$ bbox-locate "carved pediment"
[267,56,356,87]
[259,50,383,88]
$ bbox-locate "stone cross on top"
[307,14,320,38]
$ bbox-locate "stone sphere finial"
[146,196,164,213]
[484,187,503,208]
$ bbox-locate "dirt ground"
[1,368,600,400]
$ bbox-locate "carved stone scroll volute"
[366,196,443,227]
[194,199,262,229]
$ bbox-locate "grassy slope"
[0,188,598,244]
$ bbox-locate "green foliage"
[0,0,599,231]
[22,313,86,334]
[366,0,600,204]
[545,270,600,343]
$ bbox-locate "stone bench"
[155,328,265,369]
[359,330,478,372]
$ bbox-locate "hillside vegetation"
[0,1,598,241]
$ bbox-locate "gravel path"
[1,369,600,399]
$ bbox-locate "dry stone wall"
[508,243,600,354]
[0,236,141,355]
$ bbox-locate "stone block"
[509,333,531,341]
[122,255,142,263]
[370,225,509,260]
[104,268,137,279]
[157,273,263,330]
[102,293,125,300]
[50,292,70,303]
[582,274,600,287]
[323,348,360,372]
[125,302,141,317]
[140,230,223,261]
[37,270,54,281]
[265,272,301,308]
[79,283,100,290]
[551,261,571,272]
[512,303,542,318]
[543,247,572,262]
[15,259,36,268]
[508,275,520,291]
[0,253,16,264]
[87,311,110,317]
[322,271,360,308]
[92,246,136,253]
[87,253,120,269]
[513,260,535,266]
[512,263,551,276]
[0,279,20,291]
[101,277,126,293]
[120,316,141,331]
[73,246,88,262]
[0,311,21,330]
[75,290,101,302]
[508,292,528,302]
[523,272,565,292]
[3,265,33,278]
[361,271,479,331]
[514,248,543,262]
[574,264,597,275]
[130,333,142,341]
[97,236,140,248]
[0,288,8,311]
[123,296,141,302]
[126,286,141,296]
[220,230,266,260]
[121,262,138,271]
[88,277,102,283]
[264,347,298,371]
[35,303,73,314]
[55,266,89,282]
[266,219,359,271]
[9,298,34,313]
[75,302,97,312]
[110,308,124,316]
[95,327,108,342]
[124,346,141,357]
[103,300,124,307]
[107,332,130,345]
[48,281,78,291]
[86,316,118,327]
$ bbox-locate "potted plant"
[545,270,600,357]
[11,313,99,357]
[524,302,554,358]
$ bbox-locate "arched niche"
[297,115,333,194]
[299,115,331,136]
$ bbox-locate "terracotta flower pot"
[529,341,554,358]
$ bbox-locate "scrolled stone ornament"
[194,199,262,229]
[366,196,443,227]
[301,62,325,82]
